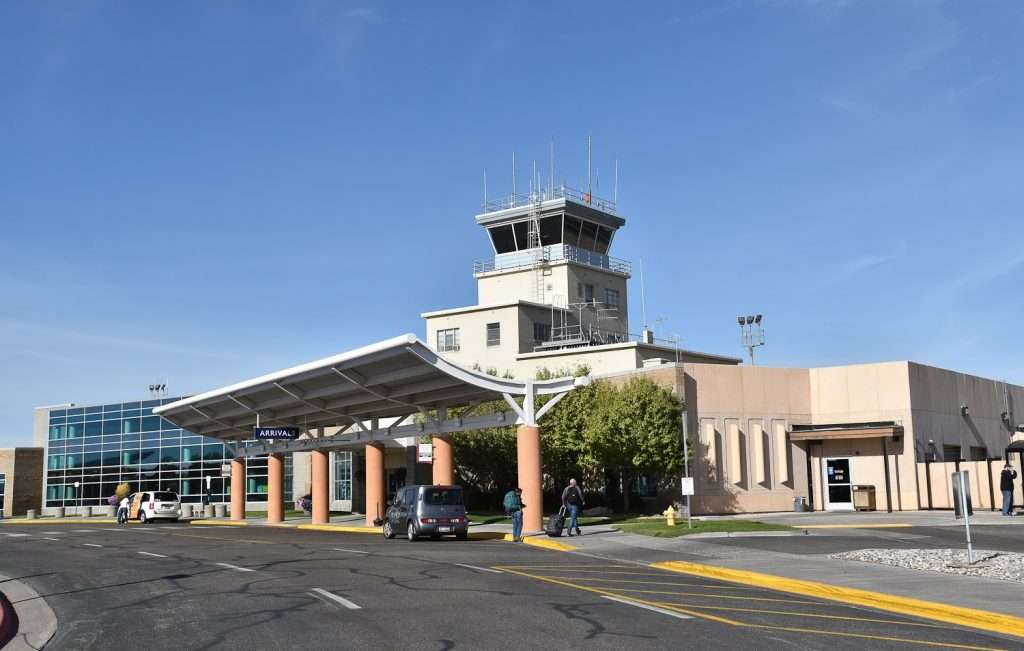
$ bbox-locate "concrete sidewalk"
[713,508,1024,528]
[560,527,1024,619]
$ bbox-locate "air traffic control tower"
[423,177,644,377]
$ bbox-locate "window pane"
[578,220,598,250]
[539,216,562,246]
[563,216,582,247]
[512,221,529,250]
[486,322,501,347]
[103,419,121,435]
[595,226,612,254]
[489,225,516,254]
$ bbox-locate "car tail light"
[452,517,465,524]
[421,517,436,524]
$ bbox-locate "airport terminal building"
[28,181,1024,517]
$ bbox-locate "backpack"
[503,491,518,514]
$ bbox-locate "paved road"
[1,523,1021,650]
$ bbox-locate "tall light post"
[737,314,765,365]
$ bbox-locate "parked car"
[382,485,468,541]
[129,491,181,523]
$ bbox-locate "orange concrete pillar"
[516,425,542,533]
[267,453,284,524]
[230,457,246,521]
[432,435,454,486]
[311,449,329,525]
[365,443,385,527]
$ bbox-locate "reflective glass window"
[102,420,121,435]
[563,216,583,246]
[66,423,83,438]
[595,226,612,254]
[84,422,102,436]
[141,416,160,432]
[489,225,516,254]
[161,447,181,463]
[579,220,598,250]
[51,409,67,418]
[102,450,119,466]
[539,216,562,246]
[122,418,141,434]
[85,406,102,415]
[67,408,84,416]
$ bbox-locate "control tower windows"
[563,216,582,247]
[489,225,516,254]
[595,226,612,254]
[539,216,562,245]
[512,221,529,249]
[578,221,598,250]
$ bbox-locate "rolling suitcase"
[546,506,566,537]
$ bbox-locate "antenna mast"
[614,159,619,204]
[586,135,592,201]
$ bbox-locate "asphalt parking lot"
[1,523,1021,650]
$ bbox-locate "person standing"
[504,486,525,542]
[117,495,130,525]
[561,478,585,537]
[1001,461,1018,516]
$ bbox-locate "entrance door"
[824,458,854,511]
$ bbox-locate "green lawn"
[613,517,793,538]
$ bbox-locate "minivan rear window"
[154,492,178,501]
[423,488,463,506]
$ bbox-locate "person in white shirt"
[117,496,130,524]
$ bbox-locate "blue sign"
[254,426,299,440]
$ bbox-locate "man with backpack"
[503,486,525,542]
[1001,461,1018,516]
[561,478,585,537]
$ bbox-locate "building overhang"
[154,333,586,441]
[789,422,903,442]
[517,341,742,365]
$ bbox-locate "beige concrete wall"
[907,362,1024,461]
[516,346,640,379]
[676,364,812,514]
[563,265,629,334]
[477,266,569,305]
[0,449,14,517]
[424,305,522,377]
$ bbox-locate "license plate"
[438,526,452,533]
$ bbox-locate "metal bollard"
[214,504,226,518]
[26,509,37,520]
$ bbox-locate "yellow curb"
[800,523,913,529]
[190,519,249,527]
[297,524,379,534]
[651,560,1024,640]
[503,534,576,552]
[2,519,117,524]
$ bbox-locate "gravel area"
[831,548,1024,583]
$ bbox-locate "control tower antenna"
[483,169,487,205]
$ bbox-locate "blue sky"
[2,2,1022,446]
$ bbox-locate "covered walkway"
[155,334,588,532]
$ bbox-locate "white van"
[130,491,181,523]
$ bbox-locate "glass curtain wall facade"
[44,400,291,507]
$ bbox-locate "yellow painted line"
[531,576,764,591]
[653,560,1024,640]
[502,534,576,552]
[495,566,1000,651]
[190,519,249,527]
[800,523,913,529]
[651,601,950,629]
[586,586,820,604]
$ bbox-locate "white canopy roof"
[154,334,585,440]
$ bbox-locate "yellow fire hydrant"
[663,506,677,527]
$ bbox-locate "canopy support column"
[517,425,542,534]
[230,457,246,521]
[312,450,329,525]
[433,435,454,486]
[267,453,284,524]
[365,443,385,527]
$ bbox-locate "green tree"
[585,378,684,512]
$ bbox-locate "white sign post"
[680,477,694,529]
[74,481,81,516]
[953,471,975,564]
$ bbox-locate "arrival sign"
[254,426,300,440]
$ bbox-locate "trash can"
[853,485,876,511]
[793,496,807,512]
